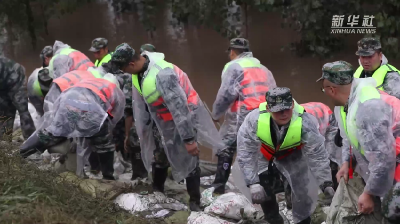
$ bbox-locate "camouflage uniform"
[317,61,400,223]
[0,56,35,140]
[355,38,400,99]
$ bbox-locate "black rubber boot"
[88,152,101,175]
[20,134,48,158]
[98,151,115,180]
[298,217,311,224]
[130,146,148,180]
[152,164,169,193]
[186,167,201,211]
[259,172,284,224]
[212,155,232,194]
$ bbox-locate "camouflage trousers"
[382,182,400,223]
[0,92,35,141]
[38,120,114,154]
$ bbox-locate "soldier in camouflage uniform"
[89,38,113,67]
[20,74,125,180]
[0,56,36,141]
[237,87,334,224]
[111,45,160,180]
[354,38,400,99]
[319,61,400,221]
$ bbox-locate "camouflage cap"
[111,43,135,64]
[316,61,354,85]
[228,38,250,50]
[140,43,156,53]
[355,37,381,56]
[38,68,52,82]
[266,87,293,112]
[89,37,108,52]
[40,46,53,60]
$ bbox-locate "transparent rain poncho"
[236,104,332,223]
[132,52,225,182]
[27,67,45,116]
[301,102,342,165]
[212,52,276,151]
[45,76,124,138]
[48,40,94,79]
[334,77,398,197]
[43,67,115,114]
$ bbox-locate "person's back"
[0,56,35,140]
[48,40,94,79]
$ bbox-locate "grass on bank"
[0,141,163,224]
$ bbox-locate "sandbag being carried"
[326,176,383,224]
[204,191,264,221]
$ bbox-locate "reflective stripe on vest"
[339,86,380,155]
[340,87,400,182]
[32,79,44,97]
[141,59,199,121]
[94,52,113,67]
[257,102,303,161]
[226,58,271,112]
[53,70,99,92]
[132,74,142,96]
[354,64,400,90]
[49,48,94,77]
[70,79,117,116]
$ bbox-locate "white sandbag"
[187,212,236,224]
[204,192,264,221]
[114,192,188,214]
[200,187,215,207]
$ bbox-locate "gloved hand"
[322,186,335,205]
[250,184,268,204]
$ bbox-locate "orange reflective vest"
[225,58,271,113]
[379,91,400,182]
[67,79,117,117]
[53,70,101,92]
[301,102,332,134]
[137,59,199,121]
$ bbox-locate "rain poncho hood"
[132,52,225,181]
[49,40,94,79]
[53,40,70,55]
[335,77,398,197]
[236,100,332,223]
[213,52,276,154]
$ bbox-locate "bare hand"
[336,162,349,184]
[185,142,199,156]
[358,192,374,214]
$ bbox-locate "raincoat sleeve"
[301,113,332,186]
[52,55,73,79]
[156,71,196,142]
[325,113,340,164]
[237,109,262,186]
[120,74,133,117]
[382,72,400,100]
[211,63,241,120]
[356,99,396,196]
[341,135,351,165]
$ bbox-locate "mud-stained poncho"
[132,52,225,182]
[236,101,332,223]
[335,77,399,197]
